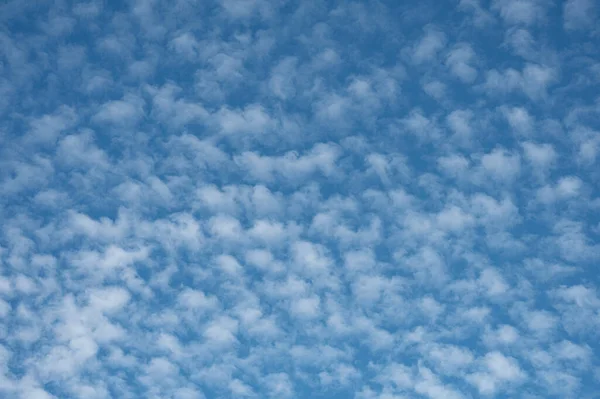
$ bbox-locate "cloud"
[26,106,79,144]
[446,43,478,83]
[93,95,145,126]
[468,351,525,395]
[491,0,547,25]
[410,26,447,64]
[234,143,340,183]
[217,104,273,135]
[482,63,557,99]
[480,147,521,182]
[56,130,110,169]
[535,176,583,204]
[446,109,474,141]
[458,0,496,27]
[563,0,596,30]
[502,106,534,135]
[521,141,557,173]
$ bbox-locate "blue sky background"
[1,0,600,398]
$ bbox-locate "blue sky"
[1,0,600,398]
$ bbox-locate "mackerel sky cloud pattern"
[1,0,600,398]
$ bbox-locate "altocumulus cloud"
[1,0,600,398]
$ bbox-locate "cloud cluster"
[1,0,599,398]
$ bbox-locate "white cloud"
[170,32,199,59]
[401,246,448,286]
[401,109,441,141]
[446,109,474,140]
[482,63,557,99]
[428,344,474,374]
[217,104,273,135]
[234,143,340,183]
[446,43,478,82]
[415,366,463,399]
[422,80,447,100]
[480,148,521,182]
[268,57,298,100]
[492,0,547,25]
[229,378,255,396]
[521,141,557,172]
[93,95,145,126]
[536,176,583,204]
[290,294,321,320]
[485,351,524,381]
[437,153,470,178]
[57,130,110,169]
[563,0,596,30]
[468,351,525,395]
[203,316,239,349]
[411,26,447,64]
[458,0,496,27]
[27,106,78,144]
[221,0,266,19]
[502,106,533,135]
[483,324,520,347]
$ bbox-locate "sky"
[0,0,600,398]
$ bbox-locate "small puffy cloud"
[290,294,321,320]
[178,288,219,311]
[220,0,267,19]
[492,0,547,25]
[536,176,583,204]
[480,148,521,182]
[483,324,520,347]
[485,351,525,381]
[169,32,199,59]
[436,205,475,232]
[563,0,596,30]
[234,143,340,183]
[482,63,557,99]
[56,130,110,169]
[428,344,474,374]
[402,246,448,286]
[468,352,524,395]
[26,105,79,144]
[422,80,447,100]
[410,26,447,64]
[400,108,441,141]
[87,286,130,314]
[502,106,534,135]
[446,43,478,82]
[437,153,470,178]
[264,373,294,398]
[446,109,474,139]
[229,379,255,397]
[217,104,273,135]
[268,57,298,100]
[93,95,145,126]
[203,316,239,349]
[459,0,496,27]
[415,366,463,399]
[521,141,557,172]
[208,214,244,241]
[292,240,333,276]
